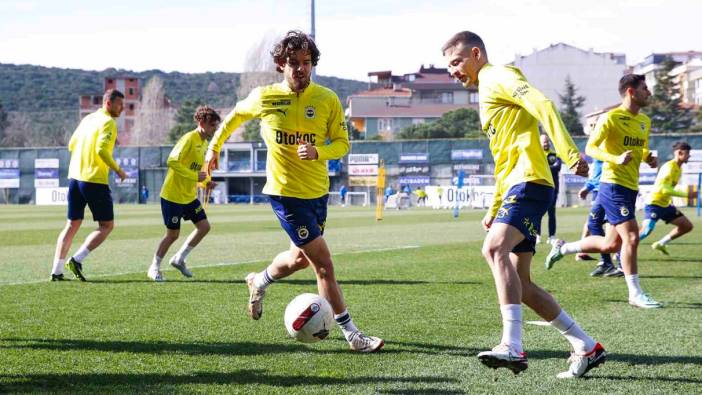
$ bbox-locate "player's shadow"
[89,279,481,286]
[640,274,702,279]
[0,370,458,393]
[640,257,702,264]
[603,299,701,309]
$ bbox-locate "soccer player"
[545,74,662,309]
[206,30,383,352]
[147,106,220,282]
[578,159,622,277]
[539,134,562,245]
[640,141,694,255]
[51,89,127,281]
[443,31,605,378]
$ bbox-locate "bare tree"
[1,112,32,147]
[133,76,174,145]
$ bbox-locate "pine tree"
[558,76,585,135]
[168,100,202,143]
[648,58,694,133]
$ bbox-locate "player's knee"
[622,233,639,248]
[99,221,114,233]
[199,220,211,234]
[682,220,693,234]
[292,254,311,270]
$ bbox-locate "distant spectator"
[339,184,348,206]
[140,185,149,204]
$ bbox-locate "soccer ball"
[284,293,334,343]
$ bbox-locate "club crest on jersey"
[620,206,630,217]
[297,226,309,240]
[305,106,316,119]
[171,216,179,224]
[640,122,646,131]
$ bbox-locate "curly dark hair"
[618,74,646,96]
[193,105,221,124]
[672,141,691,151]
[271,30,320,73]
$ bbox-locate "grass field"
[0,204,701,394]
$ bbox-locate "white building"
[513,43,627,128]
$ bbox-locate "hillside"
[0,63,367,113]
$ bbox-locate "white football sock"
[625,274,643,299]
[560,241,582,255]
[500,304,523,353]
[253,268,276,290]
[550,310,596,354]
[175,244,194,262]
[658,235,672,245]
[52,258,65,275]
[72,245,90,263]
[151,255,162,269]
[334,309,359,341]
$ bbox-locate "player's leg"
[639,205,658,241]
[150,228,179,281]
[66,181,115,281]
[170,199,209,278]
[615,219,661,308]
[652,208,692,255]
[52,179,86,280]
[512,252,605,378]
[575,221,595,261]
[586,203,616,276]
[547,192,557,243]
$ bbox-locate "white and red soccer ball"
[284,293,334,343]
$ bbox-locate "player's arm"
[315,96,350,161]
[502,72,581,171]
[642,128,657,168]
[656,165,688,198]
[206,88,262,168]
[167,136,199,182]
[95,121,125,179]
[68,129,77,152]
[585,116,622,164]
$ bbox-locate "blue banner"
[398,176,430,186]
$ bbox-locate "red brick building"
[79,76,140,145]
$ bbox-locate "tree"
[648,58,694,133]
[133,76,174,145]
[397,108,481,139]
[168,100,202,143]
[242,118,263,141]
[0,99,8,143]
[558,76,585,135]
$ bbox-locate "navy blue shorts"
[494,182,553,254]
[160,198,207,230]
[596,182,637,225]
[587,190,608,235]
[270,195,328,247]
[644,204,683,224]
[67,179,114,221]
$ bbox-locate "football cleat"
[651,242,669,256]
[545,239,565,270]
[629,293,662,308]
[169,256,193,278]
[557,342,606,378]
[603,266,624,277]
[246,272,266,320]
[589,263,611,277]
[66,258,87,282]
[576,253,596,261]
[147,266,165,282]
[478,344,528,374]
[348,331,384,353]
[50,273,67,281]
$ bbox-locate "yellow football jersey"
[647,159,687,207]
[161,130,208,204]
[67,108,121,184]
[586,106,651,191]
[476,64,581,216]
[210,81,349,199]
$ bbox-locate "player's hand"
[617,150,633,165]
[571,159,589,177]
[117,169,127,182]
[297,138,318,160]
[205,180,217,191]
[578,187,589,200]
[198,171,207,182]
[481,213,494,232]
[206,150,219,171]
[646,155,658,168]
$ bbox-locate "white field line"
[1,245,421,287]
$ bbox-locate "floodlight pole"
[310,0,316,80]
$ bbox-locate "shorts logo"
[305,106,316,119]
[171,216,179,224]
[651,212,657,219]
[297,226,309,240]
[504,195,517,205]
[620,206,630,217]
[497,207,509,219]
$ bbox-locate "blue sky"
[1,0,700,81]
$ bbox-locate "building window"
[441,92,453,104]
[227,150,251,172]
[469,92,479,104]
[92,97,100,105]
[378,118,394,132]
[107,79,113,84]
[255,149,267,172]
[128,104,135,111]
[129,88,134,95]
[412,118,424,125]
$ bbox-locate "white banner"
[348,154,379,165]
[425,185,495,209]
[36,187,69,206]
[35,158,59,168]
[348,164,378,176]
